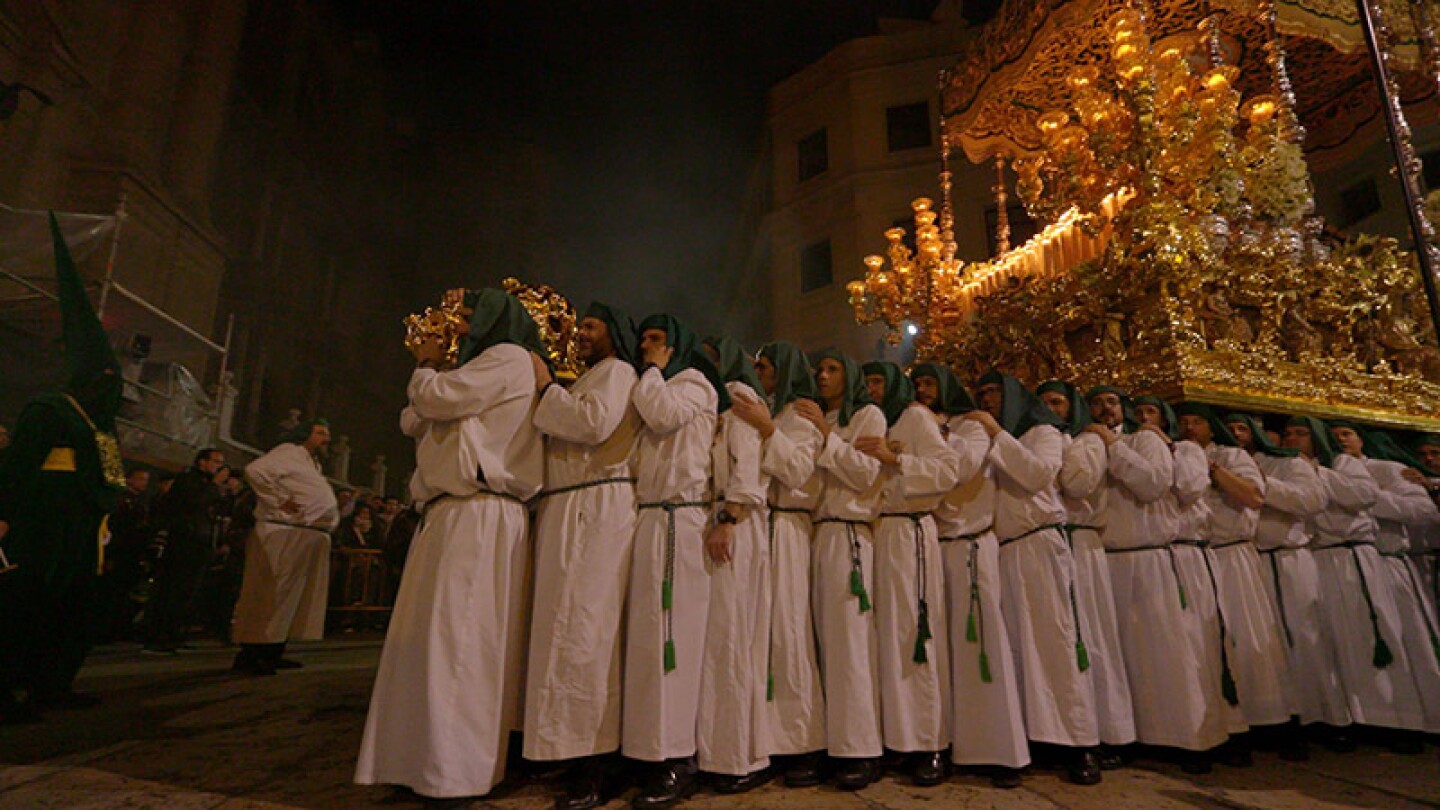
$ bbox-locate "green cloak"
[911,363,976,416]
[1131,395,1179,440]
[758,341,816,416]
[1360,428,1439,477]
[861,361,915,427]
[584,301,637,365]
[704,335,765,403]
[813,349,873,428]
[457,288,550,367]
[636,313,729,411]
[1174,402,1239,447]
[1036,379,1091,436]
[1223,412,1296,457]
[976,370,1063,437]
[1286,416,1338,467]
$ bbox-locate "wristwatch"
[716,508,738,525]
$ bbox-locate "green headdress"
[861,361,914,427]
[1131,395,1179,440]
[758,341,816,416]
[704,335,765,403]
[52,212,122,433]
[1286,416,1338,467]
[1037,379,1091,436]
[636,313,729,411]
[911,362,976,416]
[457,288,549,367]
[1360,428,1440,477]
[1224,412,1296,457]
[1174,402,1239,447]
[583,301,637,365]
[976,370,1063,437]
[813,349,873,427]
[1084,384,1137,433]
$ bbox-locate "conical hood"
[53,212,121,432]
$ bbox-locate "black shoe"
[1179,751,1213,775]
[1066,750,1101,786]
[273,658,304,670]
[989,767,1022,789]
[232,653,275,677]
[557,761,626,810]
[782,752,823,787]
[1220,742,1253,768]
[1096,744,1125,770]
[710,766,776,795]
[1388,731,1424,755]
[833,758,880,791]
[632,758,698,809]
[34,690,100,710]
[910,751,945,787]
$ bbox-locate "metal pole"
[96,191,129,319]
[1354,0,1440,342]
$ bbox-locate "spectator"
[335,503,381,549]
[336,486,357,519]
[96,468,152,643]
[142,448,225,655]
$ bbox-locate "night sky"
[333,1,952,335]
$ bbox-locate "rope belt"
[816,518,872,613]
[764,504,811,701]
[1209,538,1250,551]
[1001,522,1087,672]
[418,488,526,530]
[638,500,710,672]
[939,526,993,543]
[531,476,635,503]
[880,512,934,665]
[1258,548,1295,648]
[1314,542,1394,668]
[260,518,331,534]
[1106,542,1189,609]
[965,535,993,683]
[1188,539,1240,705]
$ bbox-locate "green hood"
[1084,384,1137,434]
[1037,379,1091,436]
[704,335,765,404]
[977,370,1062,437]
[911,362,975,416]
[1175,402,1239,447]
[1131,395,1179,440]
[1224,412,1296,457]
[813,349,873,428]
[53,212,121,432]
[636,313,729,411]
[457,288,550,367]
[1286,416,1338,467]
[861,361,914,427]
[759,341,816,416]
[583,300,637,365]
[1361,428,1440,477]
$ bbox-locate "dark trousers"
[143,538,210,648]
[0,570,95,698]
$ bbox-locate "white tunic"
[873,404,959,753]
[356,343,543,798]
[811,403,885,758]
[233,442,338,644]
[698,381,771,775]
[523,356,641,761]
[1252,452,1347,726]
[991,423,1099,747]
[938,416,1028,768]
[623,366,717,761]
[1101,430,1226,751]
[1058,430,1134,746]
[1309,454,1426,730]
[760,402,825,756]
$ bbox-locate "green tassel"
[1075,640,1090,672]
[965,611,978,643]
[917,603,933,642]
[1373,634,1394,669]
[849,568,865,598]
[1177,583,1188,611]
[978,651,993,684]
[766,671,775,702]
[913,633,929,664]
[1221,663,1239,706]
[661,579,673,611]
[858,589,872,613]
[663,639,677,672]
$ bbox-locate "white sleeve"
[631,367,715,435]
[988,425,1062,495]
[408,346,532,422]
[895,406,961,498]
[817,405,885,493]
[534,359,635,445]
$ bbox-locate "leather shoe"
[782,752,823,787]
[632,758,697,809]
[1096,745,1125,770]
[910,751,945,787]
[557,764,625,810]
[1066,750,1102,786]
[990,767,1022,789]
[232,653,275,677]
[833,758,880,791]
[710,766,776,794]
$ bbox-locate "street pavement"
[1,636,1437,809]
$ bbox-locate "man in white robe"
[1408,435,1440,606]
[975,371,1101,786]
[696,336,772,792]
[914,364,1028,789]
[1224,413,1337,757]
[859,361,960,787]
[623,314,721,808]
[523,302,641,810]
[727,342,826,787]
[803,350,886,790]
[232,420,338,676]
[355,289,545,799]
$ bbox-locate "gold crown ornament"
[402,282,582,380]
[402,288,470,367]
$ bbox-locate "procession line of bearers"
[351,290,1440,809]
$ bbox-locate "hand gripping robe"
[984,373,1098,748]
[1299,418,1425,732]
[623,315,720,762]
[523,306,641,762]
[919,366,1027,770]
[698,340,773,776]
[810,352,886,759]
[1240,423,1344,727]
[355,291,545,798]
[757,343,826,757]
[864,363,960,754]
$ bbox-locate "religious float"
[849,0,1440,429]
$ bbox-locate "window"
[887,102,931,152]
[800,239,832,292]
[797,129,828,182]
[1338,179,1381,228]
